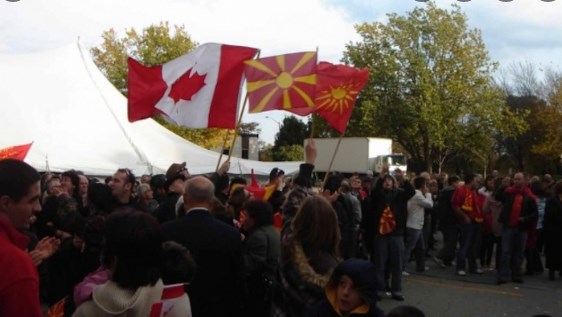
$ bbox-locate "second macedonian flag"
[314,62,369,133]
[244,51,317,113]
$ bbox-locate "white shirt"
[406,190,434,230]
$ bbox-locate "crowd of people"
[1,138,561,317]
[426,171,562,285]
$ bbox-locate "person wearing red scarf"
[0,159,43,317]
[451,174,483,276]
[495,172,538,284]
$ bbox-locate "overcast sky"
[1,0,561,144]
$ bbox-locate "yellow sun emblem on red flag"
[244,52,317,113]
[312,62,369,134]
[316,83,361,114]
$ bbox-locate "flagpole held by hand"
[226,92,249,162]
[322,131,345,187]
[216,129,231,172]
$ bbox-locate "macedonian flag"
[0,142,33,161]
[379,205,397,235]
[313,62,369,133]
[244,51,317,113]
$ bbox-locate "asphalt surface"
[375,254,562,317]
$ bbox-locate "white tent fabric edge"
[0,42,302,177]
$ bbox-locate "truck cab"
[371,153,407,175]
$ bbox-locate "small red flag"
[244,51,317,113]
[46,297,66,317]
[313,62,369,133]
[0,142,33,161]
[244,169,265,200]
[149,283,186,317]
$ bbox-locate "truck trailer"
[309,137,407,174]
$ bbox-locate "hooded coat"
[369,177,415,237]
[305,258,385,317]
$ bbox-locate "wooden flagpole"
[322,131,345,186]
[310,45,319,140]
[227,92,250,162]
[225,50,261,163]
[308,114,314,139]
[215,129,231,172]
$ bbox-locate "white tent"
[0,43,302,176]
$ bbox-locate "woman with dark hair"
[62,170,87,215]
[272,195,341,317]
[50,170,85,240]
[46,171,88,305]
[87,183,113,216]
[544,180,562,280]
[73,210,191,316]
[242,200,280,317]
[226,186,252,227]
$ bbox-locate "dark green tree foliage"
[272,116,308,161]
[496,96,562,174]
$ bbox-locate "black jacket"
[495,186,538,229]
[369,178,415,236]
[155,192,181,224]
[438,187,458,226]
[161,209,246,317]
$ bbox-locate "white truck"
[309,137,407,175]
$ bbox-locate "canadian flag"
[149,283,186,317]
[128,43,258,129]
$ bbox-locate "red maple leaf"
[168,68,207,104]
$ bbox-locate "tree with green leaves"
[272,116,308,161]
[494,65,562,174]
[342,2,526,173]
[91,22,259,149]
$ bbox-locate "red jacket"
[451,185,483,223]
[0,217,41,317]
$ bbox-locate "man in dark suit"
[161,176,246,317]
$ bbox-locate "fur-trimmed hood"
[291,242,336,290]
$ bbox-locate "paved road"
[376,259,562,317]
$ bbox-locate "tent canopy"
[0,43,302,176]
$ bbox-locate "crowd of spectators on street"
[1,138,561,316]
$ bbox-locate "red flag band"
[0,142,33,161]
[314,62,369,133]
[128,43,258,129]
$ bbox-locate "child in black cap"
[306,258,384,317]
